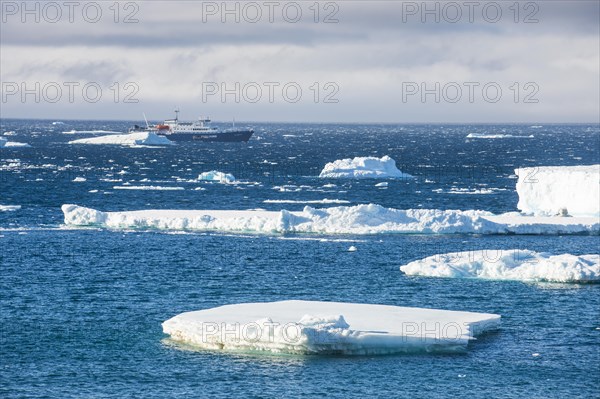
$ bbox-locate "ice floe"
[68,132,173,146]
[198,171,236,183]
[319,156,413,179]
[466,133,534,139]
[162,300,500,355]
[400,250,600,283]
[62,129,122,134]
[515,165,600,217]
[61,204,599,235]
[433,188,506,195]
[0,205,21,212]
[0,137,31,148]
[112,185,184,191]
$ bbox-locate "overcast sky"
[1,1,599,122]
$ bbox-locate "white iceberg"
[466,133,534,139]
[0,205,21,212]
[319,156,413,179]
[63,129,122,134]
[112,185,184,191]
[400,250,600,283]
[68,132,173,146]
[515,165,600,217]
[0,137,30,148]
[198,171,236,183]
[61,204,599,235]
[162,300,500,355]
[435,188,502,195]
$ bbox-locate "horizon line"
[1,117,599,125]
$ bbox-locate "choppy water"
[1,120,599,398]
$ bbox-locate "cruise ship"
[130,110,253,142]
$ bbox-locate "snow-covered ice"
[400,250,600,283]
[68,132,173,146]
[61,204,599,235]
[0,137,31,148]
[466,133,534,139]
[0,205,21,212]
[162,300,500,355]
[62,129,122,135]
[515,165,600,217]
[198,171,236,183]
[434,188,504,195]
[319,156,413,179]
[112,186,184,191]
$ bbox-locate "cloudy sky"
[1,1,599,122]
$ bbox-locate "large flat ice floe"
[515,165,600,217]
[0,205,21,212]
[61,204,599,235]
[62,129,122,135]
[162,300,500,355]
[400,250,600,283]
[0,137,30,148]
[319,156,413,179]
[68,132,173,146]
[466,133,534,139]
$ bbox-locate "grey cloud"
[3,1,597,49]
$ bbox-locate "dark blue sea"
[1,120,599,398]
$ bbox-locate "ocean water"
[1,120,599,398]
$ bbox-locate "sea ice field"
[1,120,599,398]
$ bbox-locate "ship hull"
[162,129,253,142]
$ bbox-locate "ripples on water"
[1,120,599,398]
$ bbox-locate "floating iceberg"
[61,204,599,235]
[515,165,600,217]
[466,133,534,139]
[434,188,503,195]
[62,129,122,134]
[162,300,500,355]
[319,156,413,179]
[113,185,184,191]
[68,132,173,146]
[0,205,21,212]
[198,171,236,183]
[400,250,600,283]
[0,137,30,148]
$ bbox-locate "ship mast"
[174,109,180,122]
